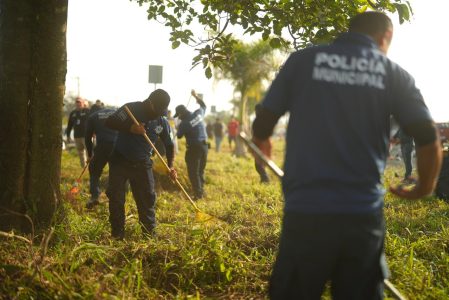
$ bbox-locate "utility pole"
[75,76,80,97]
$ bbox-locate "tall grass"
[0,139,448,299]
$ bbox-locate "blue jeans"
[106,152,156,236]
[215,136,223,152]
[270,211,388,300]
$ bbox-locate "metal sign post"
[148,65,163,90]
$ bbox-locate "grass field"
[1,138,448,299]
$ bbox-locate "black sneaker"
[111,231,125,240]
[86,197,99,209]
[142,230,157,239]
[260,177,270,184]
[194,194,203,201]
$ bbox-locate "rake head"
[69,182,80,195]
[195,211,224,225]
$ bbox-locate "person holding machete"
[252,11,442,299]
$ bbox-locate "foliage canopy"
[214,39,280,127]
[134,0,412,77]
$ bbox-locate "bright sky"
[66,0,448,122]
[66,0,234,113]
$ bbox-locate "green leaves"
[269,38,281,49]
[135,0,412,76]
[205,67,212,79]
[393,3,411,24]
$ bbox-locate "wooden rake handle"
[76,156,92,182]
[123,105,200,212]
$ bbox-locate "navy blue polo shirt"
[66,108,90,138]
[261,32,433,214]
[109,102,173,162]
[177,106,207,146]
[85,108,118,157]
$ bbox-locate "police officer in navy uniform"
[174,90,208,199]
[252,12,442,299]
[105,89,177,239]
[84,107,118,209]
[66,97,90,167]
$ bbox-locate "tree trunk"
[234,90,248,157]
[0,0,68,231]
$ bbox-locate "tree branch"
[0,230,32,244]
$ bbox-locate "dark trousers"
[436,155,449,200]
[270,211,388,300]
[255,160,269,183]
[185,142,208,198]
[400,142,414,178]
[106,153,156,236]
[228,135,237,148]
[89,142,114,199]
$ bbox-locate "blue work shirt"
[85,108,118,157]
[177,104,207,146]
[106,102,174,163]
[66,108,90,139]
[261,32,433,214]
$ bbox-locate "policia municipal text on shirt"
[252,11,442,299]
[174,90,208,200]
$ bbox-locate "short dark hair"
[147,89,170,114]
[349,11,393,36]
[173,105,188,118]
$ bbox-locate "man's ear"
[375,29,393,54]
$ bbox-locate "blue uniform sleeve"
[197,98,206,111]
[160,118,175,167]
[199,106,206,117]
[105,105,133,132]
[261,53,298,116]
[66,111,74,139]
[389,63,433,127]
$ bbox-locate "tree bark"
[0,0,68,231]
[234,90,248,157]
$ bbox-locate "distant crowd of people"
[66,98,105,167]
[205,115,240,153]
